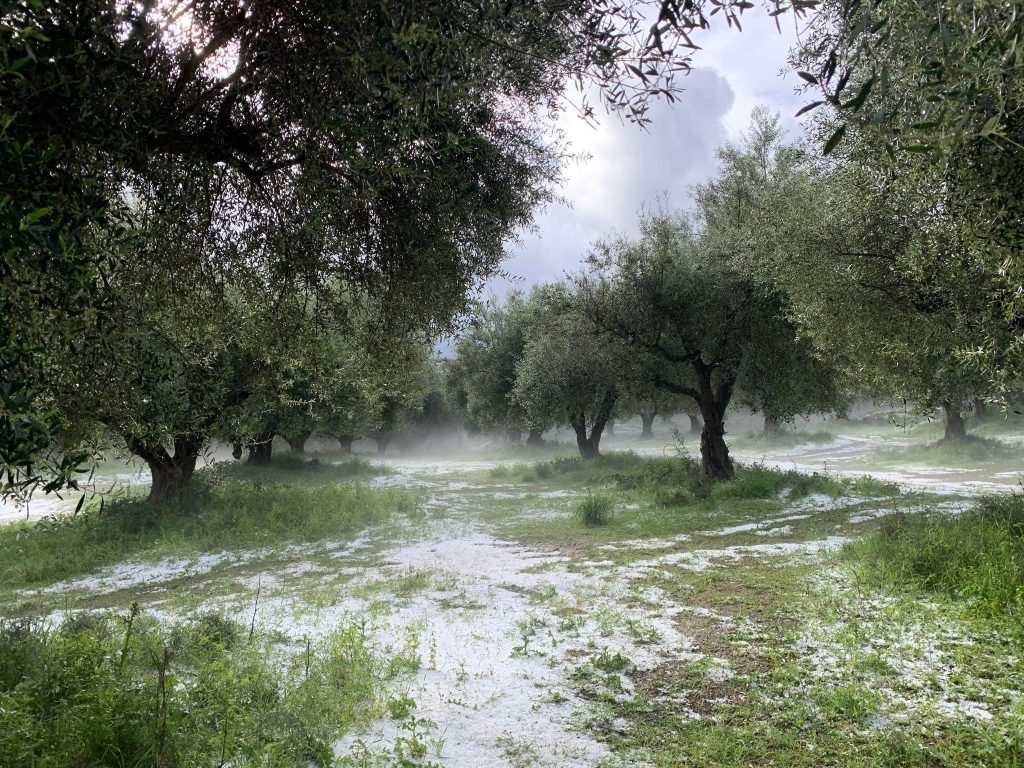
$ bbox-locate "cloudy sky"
[488,10,807,297]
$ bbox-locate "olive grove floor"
[3,414,1023,766]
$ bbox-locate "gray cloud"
[487,14,805,299]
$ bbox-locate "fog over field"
[4,2,1024,766]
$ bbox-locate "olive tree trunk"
[973,397,988,422]
[942,401,968,442]
[285,431,311,454]
[373,432,391,455]
[569,391,616,460]
[640,412,656,439]
[763,414,783,435]
[694,362,735,480]
[127,436,203,503]
[337,434,354,453]
[246,430,275,466]
[526,428,544,446]
[688,413,702,434]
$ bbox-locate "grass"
[845,494,1024,621]
[486,451,898,501]
[858,434,1021,468]
[0,608,402,768]
[728,429,835,451]
[492,453,899,553]
[583,547,1024,767]
[0,465,416,597]
[222,453,388,484]
[575,492,613,527]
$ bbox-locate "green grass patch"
[0,467,416,595]
[614,455,898,505]
[845,494,1024,621]
[860,435,1021,468]
[221,453,388,485]
[728,429,835,451]
[494,454,898,551]
[0,608,398,767]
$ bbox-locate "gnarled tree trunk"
[973,397,988,422]
[246,430,275,466]
[688,413,702,434]
[640,412,656,439]
[763,414,783,435]
[699,404,733,480]
[694,362,735,480]
[127,435,203,503]
[373,432,391,455]
[526,428,544,446]
[231,441,243,461]
[569,391,616,460]
[942,400,968,442]
[337,434,354,453]
[285,431,311,454]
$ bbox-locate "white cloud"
[487,11,805,298]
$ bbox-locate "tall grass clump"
[846,494,1024,620]
[0,609,394,767]
[575,492,613,527]
[0,467,416,592]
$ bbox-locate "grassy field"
[1,444,1022,766]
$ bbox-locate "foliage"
[1,0,709,499]
[0,611,392,767]
[447,292,536,435]
[793,0,1024,394]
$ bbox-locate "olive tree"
[580,200,845,480]
[2,0,713,497]
[514,286,632,459]
[794,0,1024,392]
[448,292,548,444]
[725,112,995,441]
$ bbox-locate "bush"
[575,492,613,527]
[846,494,1024,620]
[0,610,392,767]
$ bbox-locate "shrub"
[575,492,613,527]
